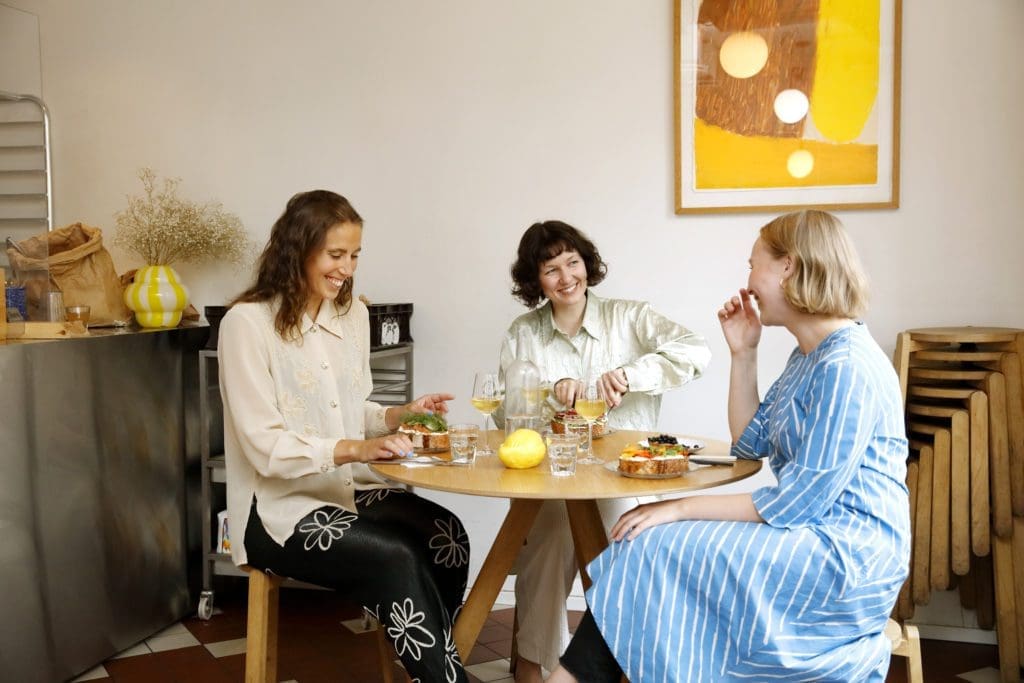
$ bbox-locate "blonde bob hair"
[760,210,868,318]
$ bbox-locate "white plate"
[603,460,691,479]
[638,437,705,453]
[403,455,446,463]
[394,455,471,467]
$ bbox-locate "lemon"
[498,428,546,469]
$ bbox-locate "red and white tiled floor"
[67,579,1005,683]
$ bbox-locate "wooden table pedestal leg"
[454,498,541,662]
[566,499,611,590]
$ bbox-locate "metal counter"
[0,324,207,682]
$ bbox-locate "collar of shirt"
[299,300,346,339]
[543,291,605,343]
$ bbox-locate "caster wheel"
[198,591,214,620]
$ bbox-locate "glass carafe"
[504,331,542,436]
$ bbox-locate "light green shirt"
[497,292,711,430]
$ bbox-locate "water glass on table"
[564,417,592,461]
[547,433,579,477]
[449,424,480,465]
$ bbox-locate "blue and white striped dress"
[586,324,910,682]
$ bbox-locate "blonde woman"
[547,210,910,682]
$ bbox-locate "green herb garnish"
[401,412,448,432]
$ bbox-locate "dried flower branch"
[113,168,252,267]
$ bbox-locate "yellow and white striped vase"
[123,265,190,328]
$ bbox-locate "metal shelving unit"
[196,343,414,619]
[369,342,414,405]
[0,92,52,272]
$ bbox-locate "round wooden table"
[370,429,761,660]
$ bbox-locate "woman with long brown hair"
[220,190,470,683]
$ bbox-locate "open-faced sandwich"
[398,413,450,451]
[618,436,692,476]
[551,408,607,437]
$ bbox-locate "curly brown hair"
[510,220,608,308]
[231,190,363,340]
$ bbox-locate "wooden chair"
[244,566,397,683]
[885,618,924,683]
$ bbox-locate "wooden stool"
[886,618,923,683]
[894,327,1024,679]
[244,566,397,683]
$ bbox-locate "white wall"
[6,0,1024,602]
[0,3,39,94]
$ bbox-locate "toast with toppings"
[618,441,691,476]
[398,413,450,451]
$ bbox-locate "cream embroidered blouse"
[218,298,392,565]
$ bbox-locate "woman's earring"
[779,278,786,288]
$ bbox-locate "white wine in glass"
[574,369,606,465]
[472,371,503,456]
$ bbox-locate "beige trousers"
[512,496,643,673]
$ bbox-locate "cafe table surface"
[370,429,761,660]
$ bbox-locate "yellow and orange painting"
[676,0,900,212]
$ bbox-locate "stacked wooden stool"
[892,326,1024,682]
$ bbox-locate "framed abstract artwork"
[674,0,902,214]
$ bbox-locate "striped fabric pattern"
[586,324,910,682]
[123,265,190,327]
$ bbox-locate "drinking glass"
[547,433,579,477]
[65,305,91,325]
[574,369,606,465]
[448,424,480,465]
[471,371,503,456]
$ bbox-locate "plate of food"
[610,439,695,479]
[397,413,450,453]
[639,434,705,453]
[550,409,614,439]
[604,460,694,479]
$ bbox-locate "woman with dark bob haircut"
[219,190,471,683]
[497,219,711,681]
[510,220,608,308]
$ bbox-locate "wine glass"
[573,368,606,465]
[471,371,503,456]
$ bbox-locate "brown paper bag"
[6,223,132,325]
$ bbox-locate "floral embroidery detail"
[279,391,307,419]
[387,597,436,660]
[295,366,318,394]
[302,423,319,437]
[356,488,401,506]
[429,516,469,568]
[297,508,357,551]
[443,627,460,683]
